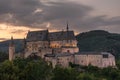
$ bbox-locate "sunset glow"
[0,23,60,41]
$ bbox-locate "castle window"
[67,50,70,53]
[97,60,99,62]
[103,54,108,58]
[81,60,83,63]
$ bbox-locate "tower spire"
[10,36,14,46]
[66,21,69,32]
[66,21,69,42]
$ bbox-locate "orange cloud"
[0,24,34,41]
[0,23,78,42]
[0,23,59,41]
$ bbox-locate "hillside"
[0,39,23,53]
[76,30,120,58]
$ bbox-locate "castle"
[9,24,116,68]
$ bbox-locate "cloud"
[0,38,7,41]
[0,0,92,27]
[0,0,120,33]
[10,30,27,34]
[75,16,120,31]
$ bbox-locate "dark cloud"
[0,0,120,33]
[0,0,43,26]
[74,16,120,31]
[0,0,92,27]
[42,1,92,21]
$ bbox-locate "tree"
[0,60,19,80]
[21,60,52,80]
[52,66,79,80]
[0,52,8,62]
[0,58,52,80]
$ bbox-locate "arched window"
[67,50,70,53]
[39,49,41,52]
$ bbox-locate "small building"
[45,53,74,68]
[74,52,116,68]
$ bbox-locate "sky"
[0,0,120,41]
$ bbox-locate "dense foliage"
[0,58,120,80]
[76,30,120,59]
[0,58,52,80]
[0,52,8,62]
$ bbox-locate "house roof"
[75,52,102,55]
[26,30,48,41]
[49,31,76,41]
[44,54,55,57]
[75,52,110,55]
[26,30,76,41]
[44,53,73,57]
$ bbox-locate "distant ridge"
[0,39,23,53]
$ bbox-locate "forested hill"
[76,30,120,58]
[0,39,23,53]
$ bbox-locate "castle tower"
[9,36,15,61]
[22,38,26,57]
[66,21,69,42]
[66,21,69,32]
[23,38,26,50]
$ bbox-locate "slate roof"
[49,31,76,41]
[55,53,73,57]
[26,30,48,41]
[75,52,110,55]
[26,30,76,41]
[44,53,72,57]
[44,54,55,57]
[75,52,101,55]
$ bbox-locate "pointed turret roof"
[9,36,14,46]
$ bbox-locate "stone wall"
[62,47,79,53]
[50,40,78,48]
[74,53,116,68]
[102,53,116,67]
[56,56,74,67]
[25,41,50,58]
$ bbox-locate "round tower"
[66,21,69,42]
[22,38,26,57]
[9,36,15,61]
